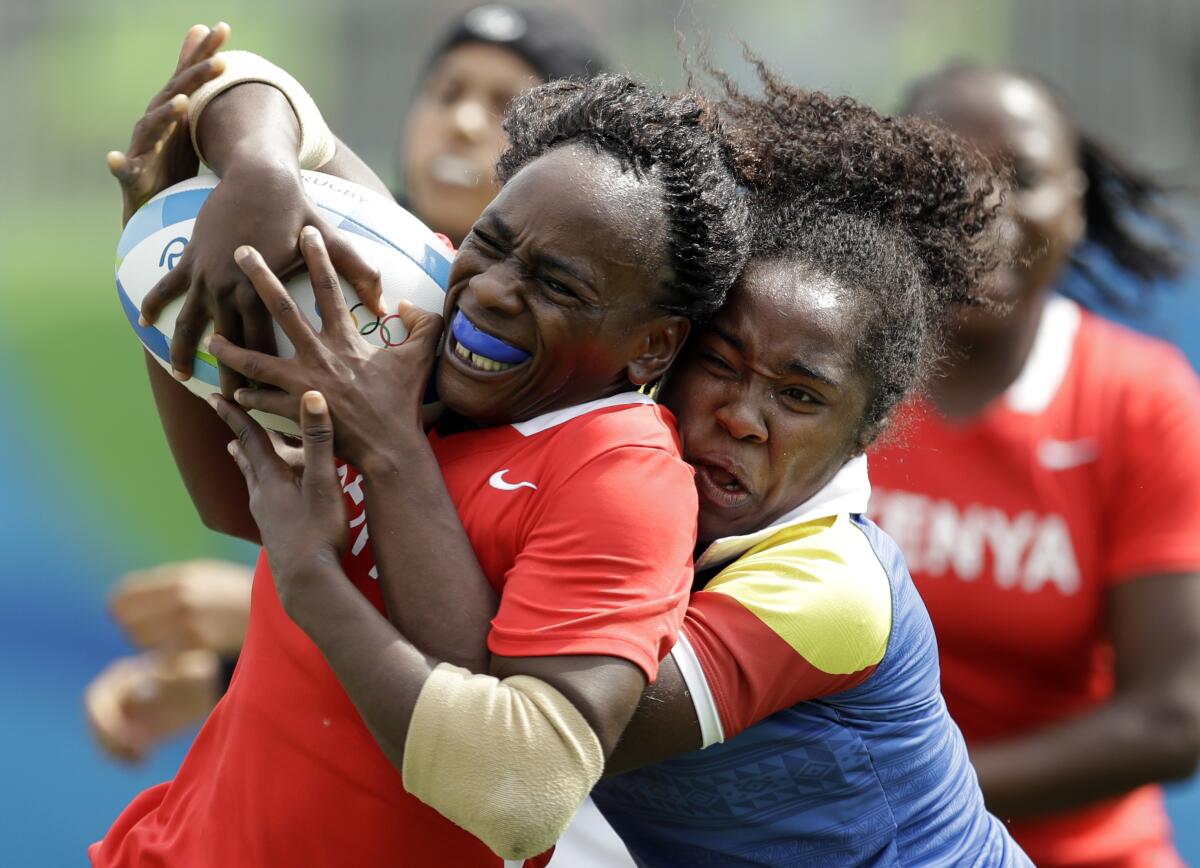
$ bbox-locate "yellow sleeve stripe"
[703,516,892,675]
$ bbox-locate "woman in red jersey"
[868,63,1200,867]
[92,49,753,864]
[87,5,610,762]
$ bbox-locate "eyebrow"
[710,323,841,388]
[786,360,840,388]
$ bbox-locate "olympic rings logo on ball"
[349,303,407,347]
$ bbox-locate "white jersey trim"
[1004,294,1082,415]
[695,454,872,571]
[671,630,725,748]
[510,392,656,437]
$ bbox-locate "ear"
[626,315,690,386]
[1064,167,1088,248]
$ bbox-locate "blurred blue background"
[1,0,1196,863]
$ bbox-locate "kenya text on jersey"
[868,488,1081,595]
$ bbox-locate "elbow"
[430,762,589,861]
[197,506,231,535]
[1142,696,1200,781]
[476,803,563,862]
[198,504,260,545]
[403,665,604,860]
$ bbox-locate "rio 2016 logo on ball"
[115,171,452,433]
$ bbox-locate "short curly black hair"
[497,74,748,321]
[711,58,1004,446]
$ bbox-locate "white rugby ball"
[115,170,452,434]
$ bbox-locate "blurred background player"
[84,3,609,764]
[868,62,1200,867]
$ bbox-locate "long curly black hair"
[497,73,749,321]
[710,57,1005,446]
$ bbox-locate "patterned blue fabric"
[593,516,1030,867]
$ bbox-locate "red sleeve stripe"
[682,592,878,740]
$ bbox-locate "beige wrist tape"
[403,663,604,861]
[187,50,337,170]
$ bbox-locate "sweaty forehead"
[717,258,865,376]
[494,143,671,271]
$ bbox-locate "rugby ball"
[115,171,452,434]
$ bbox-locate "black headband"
[428,3,610,82]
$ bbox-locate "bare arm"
[213,392,646,765]
[971,571,1200,819]
[359,446,498,673]
[195,86,388,191]
[133,71,386,534]
[605,654,703,776]
[145,354,259,542]
[138,57,390,389]
[292,567,643,768]
[200,226,492,669]
[133,83,301,538]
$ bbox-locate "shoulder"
[701,516,892,676]
[530,401,688,487]
[1072,313,1200,455]
[1074,308,1198,394]
[516,404,695,530]
[556,401,683,457]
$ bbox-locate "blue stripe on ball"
[330,212,452,289]
[116,198,166,259]
[161,188,212,227]
[116,277,220,387]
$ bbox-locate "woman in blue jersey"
[208,59,1031,865]
[570,68,1031,866]
[86,7,612,762]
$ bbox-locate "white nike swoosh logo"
[1037,437,1100,470]
[488,469,538,491]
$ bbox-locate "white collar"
[1004,294,1081,414]
[510,391,656,437]
[694,454,872,571]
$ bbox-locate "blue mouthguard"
[451,311,531,364]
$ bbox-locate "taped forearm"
[187,50,336,170]
[403,663,604,861]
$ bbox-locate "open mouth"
[449,310,531,373]
[430,154,483,189]
[694,461,752,509]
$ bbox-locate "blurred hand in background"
[107,559,252,655]
[85,649,223,763]
[84,559,252,763]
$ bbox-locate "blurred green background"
[2,1,1197,863]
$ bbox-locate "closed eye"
[469,228,504,254]
[540,276,576,298]
[701,350,737,377]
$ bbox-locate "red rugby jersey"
[868,297,1200,867]
[91,393,696,868]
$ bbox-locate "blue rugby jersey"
[592,512,1029,867]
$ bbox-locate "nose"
[714,392,768,444]
[452,100,489,143]
[468,261,525,317]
